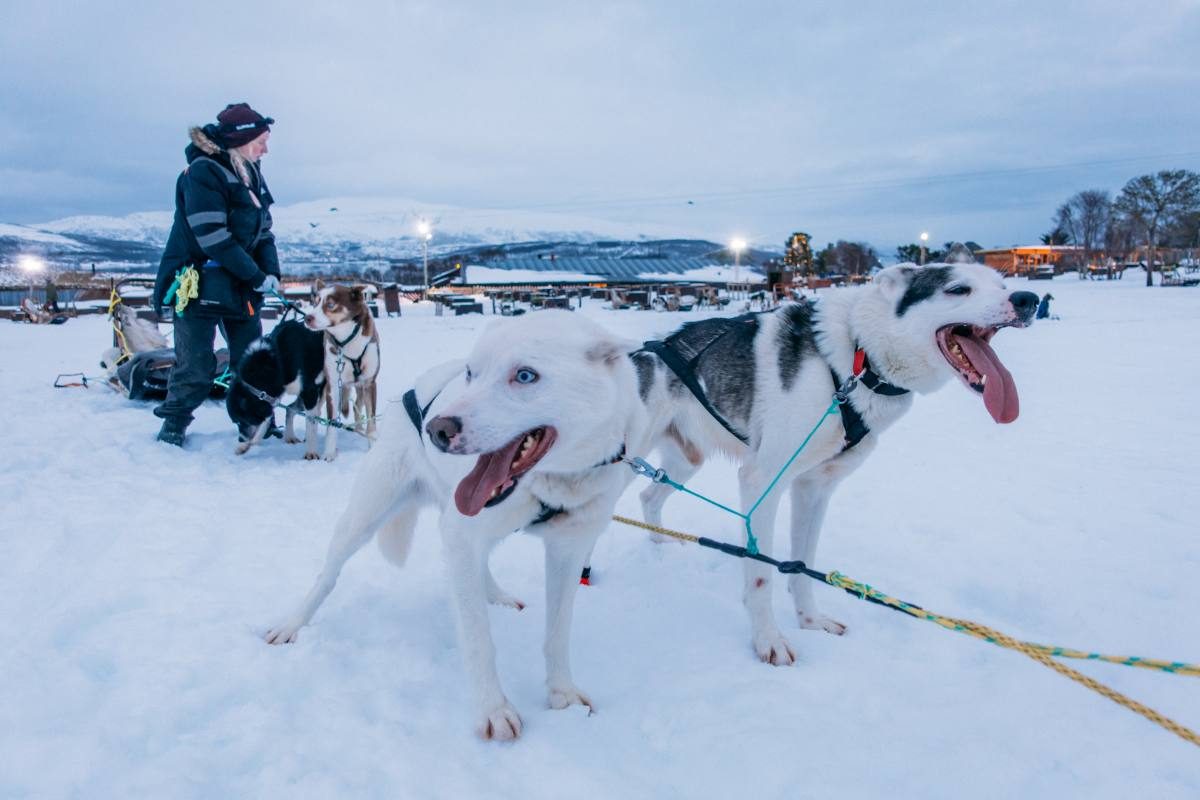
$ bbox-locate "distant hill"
[1,196,776,281]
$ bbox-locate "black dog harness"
[637,317,756,445]
[327,321,373,383]
[641,324,908,453]
[830,348,910,450]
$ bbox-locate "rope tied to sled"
[608,513,1200,748]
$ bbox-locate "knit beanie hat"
[205,103,274,149]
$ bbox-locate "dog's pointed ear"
[874,265,914,301]
[349,286,364,304]
[311,279,324,302]
[586,336,637,367]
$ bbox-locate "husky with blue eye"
[304,280,381,461]
[264,311,656,741]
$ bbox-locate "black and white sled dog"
[264,311,654,740]
[227,320,326,458]
[631,262,1038,665]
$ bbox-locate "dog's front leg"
[303,405,320,460]
[443,523,522,741]
[738,463,795,666]
[788,473,845,635]
[284,406,300,444]
[322,383,339,462]
[234,419,271,456]
[543,528,599,712]
[264,471,407,644]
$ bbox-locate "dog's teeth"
[979,374,987,385]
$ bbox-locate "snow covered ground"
[0,276,1197,798]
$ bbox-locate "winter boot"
[156,417,188,447]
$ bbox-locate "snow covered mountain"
[1,197,779,283]
[3,197,700,263]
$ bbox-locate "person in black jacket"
[152,103,282,447]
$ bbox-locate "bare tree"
[1055,189,1111,279]
[1114,170,1200,286]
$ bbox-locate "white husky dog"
[265,311,648,740]
[630,262,1038,665]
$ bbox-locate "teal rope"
[631,395,842,556]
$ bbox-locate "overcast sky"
[2,1,1198,250]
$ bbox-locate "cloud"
[2,0,1198,249]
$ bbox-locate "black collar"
[851,348,910,397]
[830,348,910,451]
[327,320,363,350]
[242,380,278,407]
[402,388,437,435]
[529,445,624,527]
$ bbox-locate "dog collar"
[851,348,910,397]
[328,321,362,350]
[242,380,278,407]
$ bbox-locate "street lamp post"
[919,232,929,266]
[730,237,747,288]
[18,254,44,301]
[417,222,432,299]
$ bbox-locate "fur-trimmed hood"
[185,125,260,199]
[188,125,225,156]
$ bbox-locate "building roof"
[975,245,1084,255]
[462,256,745,282]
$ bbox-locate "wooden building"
[974,245,1083,276]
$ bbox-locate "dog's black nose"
[1009,291,1038,319]
[426,416,462,452]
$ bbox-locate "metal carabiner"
[624,456,669,484]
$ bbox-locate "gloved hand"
[255,274,282,295]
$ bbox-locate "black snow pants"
[154,313,262,425]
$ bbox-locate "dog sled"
[56,277,232,400]
[15,297,69,325]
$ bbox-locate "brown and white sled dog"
[631,262,1038,665]
[304,281,381,461]
[265,311,655,741]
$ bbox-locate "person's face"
[237,130,270,161]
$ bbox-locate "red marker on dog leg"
[579,566,591,586]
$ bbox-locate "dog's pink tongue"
[454,438,524,517]
[956,332,1019,423]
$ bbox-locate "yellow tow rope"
[609,513,1200,748]
[172,266,199,315]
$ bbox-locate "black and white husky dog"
[227,320,326,458]
[633,262,1038,665]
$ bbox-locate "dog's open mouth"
[935,324,1019,424]
[454,426,558,516]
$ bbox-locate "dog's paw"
[304,451,320,461]
[548,684,594,713]
[284,434,301,445]
[487,589,525,611]
[263,620,303,645]
[234,442,251,456]
[753,632,797,666]
[323,452,338,463]
[476,702,523,741]
[798,612,847,636]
